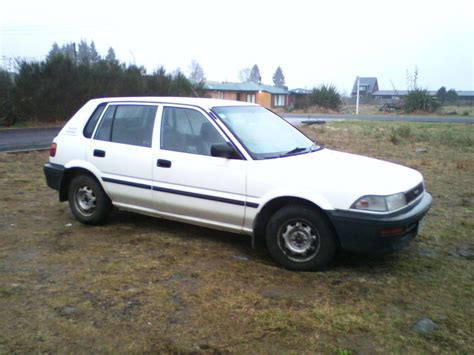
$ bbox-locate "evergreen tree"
[90,41,100,64]
[249,64,261,84]
[105,47,117,63]
[272,66,285,88]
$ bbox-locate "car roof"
[87,97,259,109]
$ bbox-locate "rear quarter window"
[83,103,107,138]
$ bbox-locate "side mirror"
[211,143,238,159]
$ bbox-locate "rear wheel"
[265,205,336,271]
[68,175,111,225]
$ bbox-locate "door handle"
[94,149,106,158]
[157,159,171,168]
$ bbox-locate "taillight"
[49,143,57,157]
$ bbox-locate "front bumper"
[327,193,432,254]
[43,163,65,191]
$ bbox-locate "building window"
[216,91,224,99]
[273,95,285,107]
[246,94,256,103]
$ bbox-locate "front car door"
[152,105,247,232]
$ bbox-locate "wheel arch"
[59,165,105,202]
[253,196,340,246]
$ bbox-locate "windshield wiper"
[279,147,308,157]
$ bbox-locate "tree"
[77,39,100,66]
[309,84,341,110]
[0,69,14,124]
[249,64,261,84]
[437,86,458,105]
[89,41,100,64]
[238,68,250,82]
[404,88,439,113]
[272,66,285,88]
[46,43,61,60]
[406,66,419,90]
[105,47,117,63]
[188,60,206,84]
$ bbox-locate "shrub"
[403,89,440,113]
[309,84,341,110]
[0,69,14,125]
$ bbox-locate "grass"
[0,121,473,353]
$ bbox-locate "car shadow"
[106,209,405,272]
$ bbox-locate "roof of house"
[205,81,288,94]
[289,88,312,94]
[456,91,474,97]
[351,77,378,94]
[372,90,474,97]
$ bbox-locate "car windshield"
[212,106,320,159]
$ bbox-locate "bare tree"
[406,65,419,90]
[238,68,251,82]
[188,60,206,84]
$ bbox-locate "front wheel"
[68,174,111,225]
[265,205,336,271]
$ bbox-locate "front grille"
[405,183,424,204]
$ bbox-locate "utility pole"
[355,76,360,115]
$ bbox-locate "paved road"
[283,113,474,125]
[0,127,62,152]
[0,113,473,152]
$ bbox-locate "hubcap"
[75,186,96,216]
[278,219,320,262]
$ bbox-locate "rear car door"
[87,103,158,209]
[152,105,247,231]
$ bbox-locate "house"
[372,90,474,103]
[351,77,379,97]
[288,88,312,109]
[204,81,289,109]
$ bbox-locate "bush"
[403,89,440,113]
[309,84,341,110]
[5,43,197,125]
[0,69,14,125]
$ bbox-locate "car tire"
[265,205,336,271]
[68,174,111,225]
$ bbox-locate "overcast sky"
[1,0,473,93]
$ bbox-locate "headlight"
[351,192,406,212]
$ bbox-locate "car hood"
[247,148,424,210]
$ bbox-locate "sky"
[1,0,473,94]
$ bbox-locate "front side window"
[94,104,157,147]
[213,106,318,159]
[161,107,226,156]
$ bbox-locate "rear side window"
[94,104,157,147]
[83,103,106,138]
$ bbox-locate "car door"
[87,103,158,209]
[152,105,247,231]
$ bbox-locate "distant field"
[0,122,473,353]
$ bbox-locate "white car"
[44,97,432,270]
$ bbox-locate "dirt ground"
[0,122,473,353]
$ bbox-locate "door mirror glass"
[211,143,238,159]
